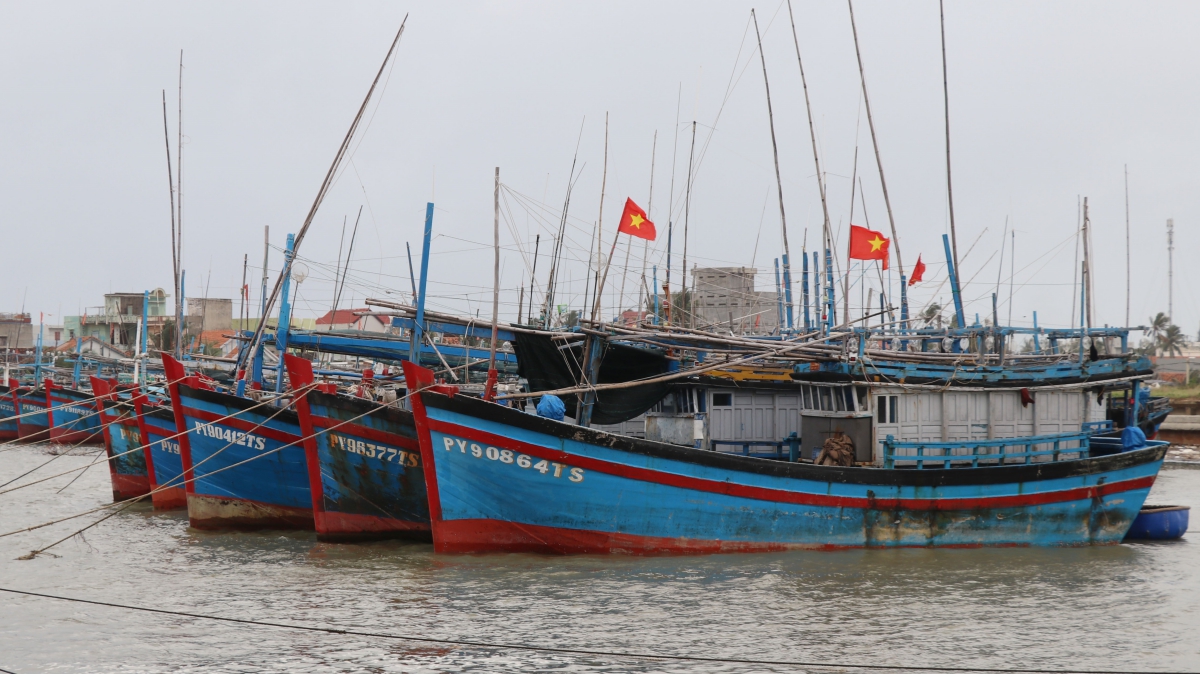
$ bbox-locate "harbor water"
[1,444,1197,673]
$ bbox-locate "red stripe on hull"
[110,473,151,502]
[316,511,431,543]
[16,424,50,442]
[428,418,1156,511]
[49,428,101,445]
[151,486,188,510]
[433,519,1056,555]
[0,430,19,441]
[186,494,314,531]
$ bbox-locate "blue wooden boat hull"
[136,401,187,510]
[0,385,19,441]
[14,389,49,442]
[1124,505,1189,540]
[285,355,429,541]
[173,384,313,530]
[304,390,429,541]
[97,396,151,501]
[46,385,103,445]
[405,369,1167,555]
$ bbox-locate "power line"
[0,588,1193,674]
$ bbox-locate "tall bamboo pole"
[752,8,795,329]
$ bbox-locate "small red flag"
[908,255,925,285]
[616,198,656,241]
[848,225,890,269]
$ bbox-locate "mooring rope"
[0,385,296,495]
[3,383,322,557]
[0,587,1193,674]
[3,381,428,558]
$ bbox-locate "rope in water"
[0,587,1193,674]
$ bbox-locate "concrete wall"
[691,267,779,335]
[186,298,233,332]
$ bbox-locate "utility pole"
[1168,217,1175,322]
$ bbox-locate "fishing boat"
[162,354,313,530]
[12,385,50,443]
[285,355,429,542]
[44,379,104,445]
[133,394,188,510]
[91,377,152,501]
[401,338,1168,554]
[0,381,20,441]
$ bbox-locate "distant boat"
[13,386,49,443]
[92,377,151,501]
[45,380,103,445]
[133,394,187,510]
[0,382,20,441]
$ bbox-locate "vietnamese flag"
[616,198,656,241]
[848,225,890,269]
[908,255,925,285]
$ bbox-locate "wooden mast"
[752,8,795,330]
[485,167,501,400]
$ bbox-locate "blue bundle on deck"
[1121,425,1147,451]
[536,394,566,421]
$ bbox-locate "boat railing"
[1081,420,1114,434]
[712,439,797,460]
[881,431,1090,469]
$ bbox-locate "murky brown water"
[0,444,1197,673]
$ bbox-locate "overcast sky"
[3,1,1198,335]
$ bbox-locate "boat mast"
[485,167,500,400]
[243,17,407,364]
[177,51,185,357]
[752,8,795,331]
[938,0,960,278]
[161,90,180,360]
[847,0,906,326]
[682,121,696,328]
[542,118,585,328]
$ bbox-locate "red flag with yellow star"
[848,224,889,269]
[616,198,656,241]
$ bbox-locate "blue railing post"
[802,251,811,332]
[943,234,965,328]
[410,203,435,365]
[652,265,660,325]
[71,329,83,388]
[787,432,800,462]
[883,434,895,469]
[1032,311,1041,354]
[777,255,787,331]
[782,253,795,330]
[273,233,296,393]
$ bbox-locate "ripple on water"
[0,444,1196,672]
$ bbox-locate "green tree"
[1148,312,1170,343]
[921,303,944,329]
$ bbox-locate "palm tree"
[1158,324,1186,357]
[921,303,944,329]
[1148,312,1170,343]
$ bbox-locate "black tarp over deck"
[512,333,670,425]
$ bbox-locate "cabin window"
[712,393,732,407]
[802,385,813,410]
[818,387,832,412]
[876,395,899,424]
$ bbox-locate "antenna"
[1168,217,1175,322]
